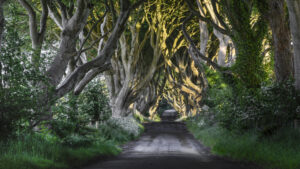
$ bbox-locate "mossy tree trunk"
[222,0,267,88]
[258,0,294,82]
[286,0,300,90]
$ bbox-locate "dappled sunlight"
[1,0,300,169]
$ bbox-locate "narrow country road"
[83,121,261,169]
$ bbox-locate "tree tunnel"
[2,0,299,128]
[2,0,300,168]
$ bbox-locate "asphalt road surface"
[82,121,261,169]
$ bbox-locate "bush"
[51,79,111,140]
[0,22,45,137]
[187,121,300,169]
[202,67,300,133]
[99,116,143,143]
[0,132,121,169]
[50,79,144,147]
[61,134,94,148]
[213,81,299,132]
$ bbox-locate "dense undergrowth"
[0,134,120,169]
[0,89,143,169]
[204,65,300,132]
[187,122,300,169]
[0,19,144,169]
[0,68,143,169]
[0,115,143,169]
[187,66,300,169]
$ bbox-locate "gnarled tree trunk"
[196,0,209,61]
[267,0,293,82]
[199,21,209,57]
[286,0,300,90]
[105,21,161,117]
[213,29,231,67]
[18,0,48,67]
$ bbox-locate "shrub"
[0,22,45,137]
[99,116,143,143]
[214,81,299,132]
[202,67,300,133]
[0,132,121,169]
[51,79,111,140]
[61,134,94,147]
[187,122,300,169]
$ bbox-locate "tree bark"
[47,0,91,89]
[204,0,235,67]
[199,21,209,60]
[182,14,222,71]
[196,0,209,61]
[55,0,147,98]
[106,29,160,117]
[267,0,293,82]
[286,0,300,90]
[0,0,5,50]
[214,29,230,67]
[28,0,91,126]
[55,0,133,98]
[18,0,48,67]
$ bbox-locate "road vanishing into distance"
[83,114,261,169]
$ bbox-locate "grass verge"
[0,115,144,169]
[187,120,300,169]
[0,134,121,169]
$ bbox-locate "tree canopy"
[0,0,299,138]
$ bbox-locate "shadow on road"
[82,120,261,169]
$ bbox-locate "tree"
[165,49,207,116]
[258,0,293,82]
[286,0,300,90]
[197,0,236,67]
[0,18,43,136]
[185,0,267,88]
[142,0,208,117]
[16,0,145,124]
[18,0,48,67]
[134,71,166,119]
[105,10,162,117]
[0,0,5,50]
[55,0,140,98]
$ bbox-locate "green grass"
[0,116,145,169]
[0,134,122,169]
[0,120,144,169]
[187,121,300,169]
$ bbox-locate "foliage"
[0,20,45,137]
[1,0,299,168]
[0,25,142,166]
[133,111,159,123]
[51,79,112,145]
[100,116,144,142]
[0,112,143,169]
[0,132,121,169]
[202,64,300,134]
[209,81,299,132]
[78,80,112,123]
[0,76,142,168]
[187,122,300,169]
[220,0,268,88]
